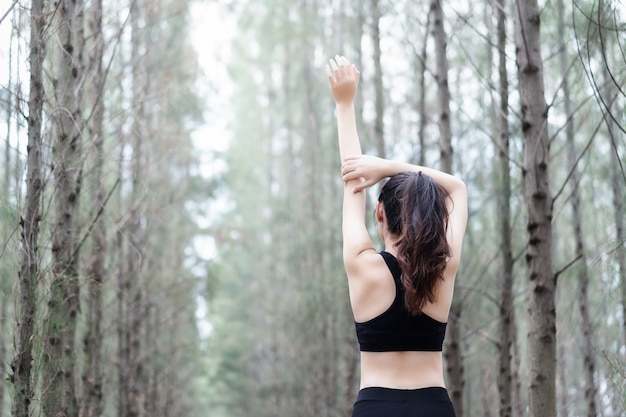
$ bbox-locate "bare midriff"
[359,351,445,390]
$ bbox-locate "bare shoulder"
[344,249,386,282]
[345,250,397,322]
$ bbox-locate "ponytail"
[379,172,451,315]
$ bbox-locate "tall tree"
[431,1,463,415]
[515,1,556,417]
[0,12,17,417]
[81,0,107,415]
[597,3,626,354]
[608,89,625,350]
[42,0,85,415]
[557,1,598,415]
[410,8,430,167]
[117,2,148,415]
[10,2,45,417]
[370,0,385,158]
[493,1,517,416]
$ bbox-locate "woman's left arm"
[326,56,375,273]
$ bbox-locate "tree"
[557,1,599,415]
[370,0,385,158]
[515,1,556,416]
[42,0,86,414]
[10,2,45,417]
[81,0,107,415]
[430,1,464,415]
[493,1,517,416]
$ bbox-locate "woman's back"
[350,250,453,390]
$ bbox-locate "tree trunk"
[116,227,129,417]
[443,314,463,416]
[599,12,626,357]
[431,1,463,415]
[43,0,85,414]
[610,95,626,350]
[557,1,599,415]
[119,4,148,415]
[514,2,556,417]
[494,1,516,416]
[10,2,45,416]
[557,341,570,417]
[370,0,385,158]
[412,10,430,167]
[81,0,106,415]
[0,15,15,417]
[431,0,452,167]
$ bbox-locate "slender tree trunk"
[412,10,430,167]
[596,10,626,356]
[514,2,556,417]
[10,2,45,417]
[0,293,6,417]
[143,302,157,417]
[431,0,452,166]
[411,13,430,165]
[557,340,570,417]
[443,315,463,416]
[122,4,148,415]
[81,0,106,415]
[43,0,85,414]
[494,1,516,416]
[353,6,366,154]
[557,1,599,415]
[511,324,523,417]
[0,16,15,417]
[370,0,385,158]
[431,1,463,415]
[116,227,129,417]
[611,110,626,350]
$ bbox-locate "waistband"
[356,386,451,403]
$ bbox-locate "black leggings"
[351,387,456,417]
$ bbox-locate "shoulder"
[344,250,397,322]
[344,249,385,281]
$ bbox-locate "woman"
[326,55,468,417]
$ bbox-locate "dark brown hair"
[378,172,451,315]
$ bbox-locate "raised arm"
[326,56,375,270]
[326,56,361,159]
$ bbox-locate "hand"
[341,155,391,193]
[326,55,360,107]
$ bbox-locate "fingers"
[352,182,367,194]
[327,55,355,78]
[341,165,363,184]
[326,56,345,84]
[340,155,361,177]
[351,178,374,194]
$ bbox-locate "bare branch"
[72,177,121,259]
[0,0,19,26]
[554,253,583,281]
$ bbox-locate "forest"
[0,0,624,416]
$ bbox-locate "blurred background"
[0,0,625,416]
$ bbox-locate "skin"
[327,56,468,390]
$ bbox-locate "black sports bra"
[354,251,447,352]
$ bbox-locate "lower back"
[359,351,445,389]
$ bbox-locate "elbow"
[450,177,467,201]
